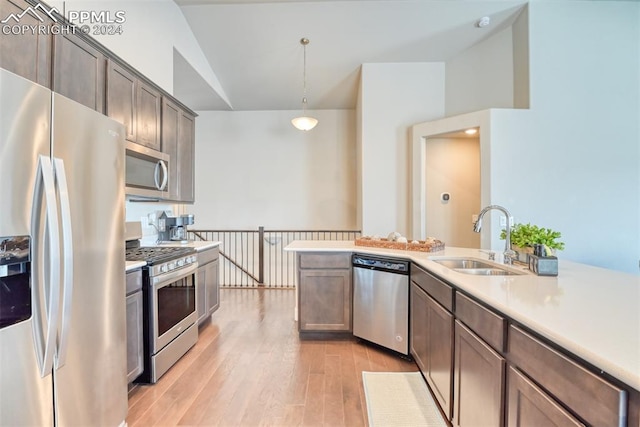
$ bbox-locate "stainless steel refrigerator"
[0,69,128,426]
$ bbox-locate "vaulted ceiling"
[173,0,528,111]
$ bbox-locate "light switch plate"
[500,216,514,227]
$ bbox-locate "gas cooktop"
[125,246,195,265]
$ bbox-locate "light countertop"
[125,260,146,272]
[155,240,221,252]
[285,240,640,391]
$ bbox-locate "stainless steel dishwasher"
[352,254,409,355]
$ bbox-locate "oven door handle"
[151,263,198,288]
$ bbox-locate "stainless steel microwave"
[125,142,170,199]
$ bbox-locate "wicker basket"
[355,237,445,253]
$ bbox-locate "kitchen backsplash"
[125,201,188,244]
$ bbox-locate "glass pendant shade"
[291,116,318,131]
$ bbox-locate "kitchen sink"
[452,267,522,276]
[432,259,495,269]
[432,258,524,276]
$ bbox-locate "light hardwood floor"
[126,288,417,426]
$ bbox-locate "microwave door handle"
[53,158,73,369]
[154,160,161,190]
[158,160,168,191]
[31,155,61,378]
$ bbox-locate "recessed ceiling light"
[464,128,478,135]
[476,16,490,28]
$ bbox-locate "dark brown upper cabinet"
[53,32,105,113]
[0,0,52,88]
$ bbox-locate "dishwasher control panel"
[352,254,409,274]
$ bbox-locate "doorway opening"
[424,131,480,248]
[410,109,491,246]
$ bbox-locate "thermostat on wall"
[441,192,450,202]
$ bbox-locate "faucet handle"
[503,249,517,265]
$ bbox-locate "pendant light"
[291,38,318,131]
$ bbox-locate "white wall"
[425,137,480,248]
[49,0,228,103]
[359,63,445,238]
[445,26,515,116]
[489,0,639,274]
[188,110,357,230]
[512,4,529,109]
[426,1,639,274]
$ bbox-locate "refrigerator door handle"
[31,155,62,378]
[53,157,73,369]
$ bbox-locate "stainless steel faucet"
[473,205,517,265]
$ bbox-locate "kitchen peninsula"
[286,241,640,426]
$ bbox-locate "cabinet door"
[410,283,429,372]
[136,81,161,150]
[161,98,195,202]
[411,283,454,419]
[178,111,195,203]
[106,60,136,141]
[196,264,207,325]
[126,291,144,383]
[53,33,105,113]
[453,320,505,427]
[0,0,52,87]
[507,366,584,427]
[299,269,351,331]
[207,259,220,315]
[161,97,180,200]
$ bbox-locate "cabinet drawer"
[126,269,142,295]
[197,247,219,265]
[299,253,351,269]
[456,292,505,352]
[411,265,453,312]
[509,325,626,427]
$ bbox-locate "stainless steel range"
[126,230,198,384]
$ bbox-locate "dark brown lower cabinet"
[453,320,505,427]
[507,366,584,427]
[297,253,352,336]
[508,325,626,427]
[298,269,351,332]
[196,247,220,325]
[410,282,453,419]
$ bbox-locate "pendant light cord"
[302,38,309,113]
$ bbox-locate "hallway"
[126,288,416,426]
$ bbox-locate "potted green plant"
[500,223,565,262]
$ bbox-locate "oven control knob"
[168,262,176,270]
[177,259,185,267]
[185,257,192,264]
[191,256,197,263]
[160,264,168,273]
